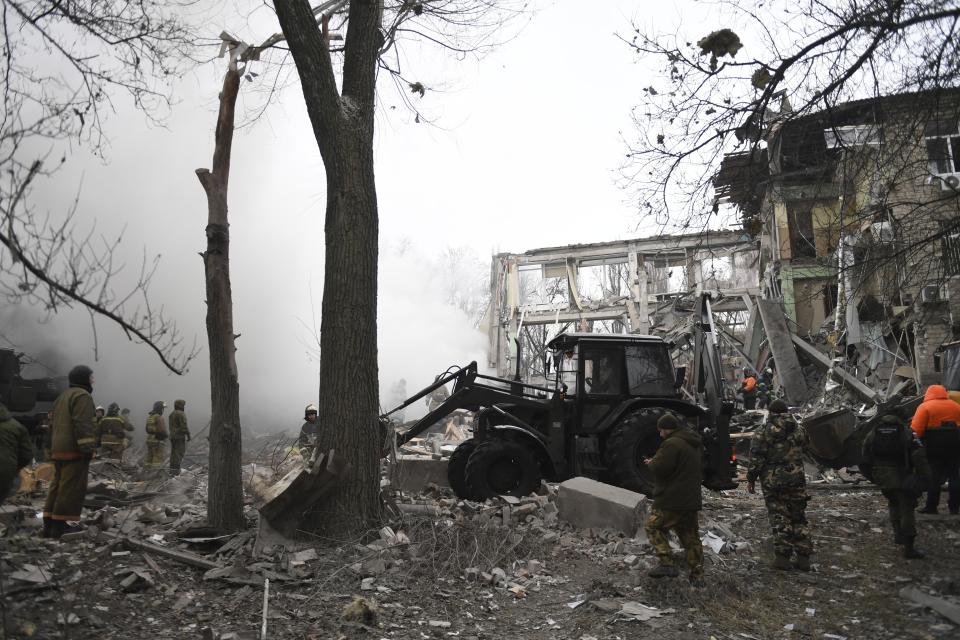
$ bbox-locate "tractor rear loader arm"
[383,361,557,448]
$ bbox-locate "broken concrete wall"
[488,231,759,378]
[914,302,954,384]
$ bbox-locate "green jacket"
[861,415,931,490]
[747,413,808,490]
[169,399,189,440]
[51,386,97,459]
[99,416,129,445]
[647,427,703,512]
[0,403,33,478]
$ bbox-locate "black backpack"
[870,422,905,463]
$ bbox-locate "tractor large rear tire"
[448,439,478,499]
[604,408,677,495]
[464,439,541,499]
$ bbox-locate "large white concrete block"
[557,476,647,536]
[393,455,450,493]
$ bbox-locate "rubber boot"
[772,553,792,570]
[41,517,53,538]
[48,520,66,540]
[793,555,812,572]
[902,537,926,560]
[648,563,679,578]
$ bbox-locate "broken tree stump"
[257,449,350,538]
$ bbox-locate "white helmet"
[304,404,318,418]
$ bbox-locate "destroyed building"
[716,88,960,389]
[484,89,960,412]
[485,230,760,383]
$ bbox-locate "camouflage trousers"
[881,489,917,539]
[645,507,703,579]
[762,487,812,557]
[145,439,166,470]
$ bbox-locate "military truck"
[384,326,736,500]
[0,349,66,430]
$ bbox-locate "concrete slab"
[557,477,647,537]
[756,299,810,404]
[393,455,450,493]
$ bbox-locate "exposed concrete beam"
[513,307,629,325]
[502,230,752,266]
[791,334,881,404]
[756,299,810,403]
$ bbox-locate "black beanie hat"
[68,365,93,392]
[768,399,789,414]
[657,413,681,430]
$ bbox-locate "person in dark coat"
[168,399,190,476]
[43,365,97,538]
[862,413,931,559]
[0,402,34,503]
[644,413,703,581]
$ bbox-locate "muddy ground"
[3,472,959,640]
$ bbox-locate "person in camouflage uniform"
[168,399,191,476]
[0,402,34,504]
[98,403,132,461]
[747,399,813,570]
[644,413,704,581]
[861,412,931,559]
[144,401,168,471]
[43,365,97,538]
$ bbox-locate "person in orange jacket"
[740,369,758,410]
[911,384,960,515]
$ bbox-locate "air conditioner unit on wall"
[939,173,960,191]
[921,285,940,304]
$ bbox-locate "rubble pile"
[2,437,959,638]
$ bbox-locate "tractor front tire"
[448,439,478,499]
[605,408,677,494]
[464,439,541,499]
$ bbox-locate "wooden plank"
[110,534,221,571]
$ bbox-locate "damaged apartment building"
[715,87,960,392]
[487,88,960,407]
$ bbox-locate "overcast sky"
[5,0,708,436]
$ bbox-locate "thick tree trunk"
[302,143,381,537]
[196,67,244,532]
[275,0,384,538]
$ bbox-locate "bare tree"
[623,0,960,230]
[195,32,288,531]
[272,0,527,537]
[625,0,960,381]
[0,0,198,373]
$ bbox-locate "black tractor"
[0,349,66,430]
[384,330,735,500]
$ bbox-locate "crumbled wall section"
[914,302,953,384]
[948,275,960,334]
